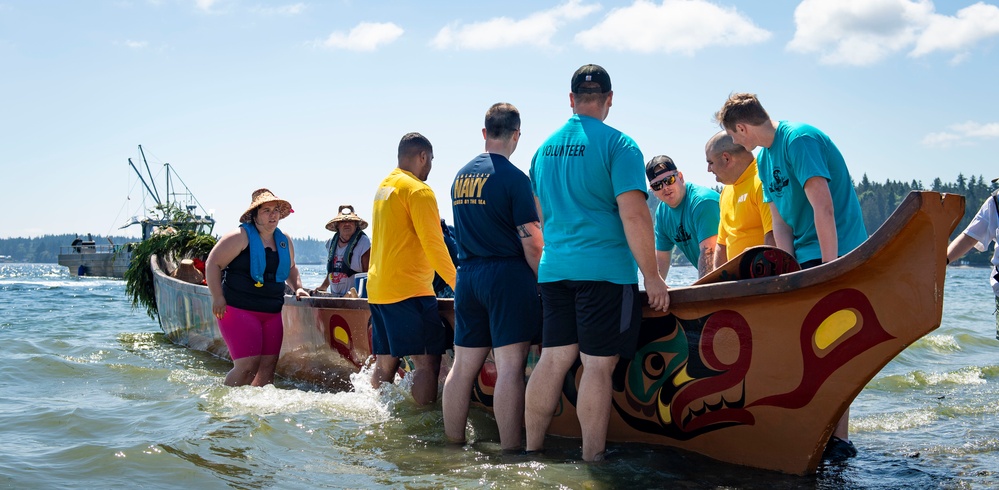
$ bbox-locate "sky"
[2,0,998,240]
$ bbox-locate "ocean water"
[1,263,997,489]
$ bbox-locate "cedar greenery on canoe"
[149,190,963,475]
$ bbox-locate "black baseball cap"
[646,155,678,181]
[571,64,612,94]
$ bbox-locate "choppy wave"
[911,334,962,353]
[220,382,394,424]
[853,408,938,433]
[870,366,989,390]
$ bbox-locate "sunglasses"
[650,174,677,191]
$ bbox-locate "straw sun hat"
[239,188,293,223]
[325,204,368,232]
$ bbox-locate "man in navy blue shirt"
[443,102,544,451]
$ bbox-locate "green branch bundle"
[124,231,216,319]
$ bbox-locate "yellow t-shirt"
[367,168,457,304]
[718,160,774,260]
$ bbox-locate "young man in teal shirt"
[715,92,867,461]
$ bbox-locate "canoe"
[150,258,399,393]
[150,190,964,475]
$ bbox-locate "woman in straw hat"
[205,188,309,387]
[310,204,371,297]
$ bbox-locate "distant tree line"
[856,173,997,266]
[4,174,996,265]
[0,234,135,264]
[0,233,334,265]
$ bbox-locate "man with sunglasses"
[647,155,720,279]
[526,64,670,462]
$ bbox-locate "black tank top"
[222,246,286,313]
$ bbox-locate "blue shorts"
[370,296,449,357]
[539,280,642,358]
[454,257,541,348]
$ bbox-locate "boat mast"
[138,145,161,205]
[165,163,171,209]
[128,158,161,207]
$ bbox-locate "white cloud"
[911,2,999,58]
[788,0,931,65]
[195,0,218,12]
[314,22,404,51]
[575,0,771,54]
[124,40,148,49]
[921,131,965,147]
[788,0,999,66]
[431,0,600,50]
[192,0,239,14]
[251,3,306,16]
[922,121,999,147]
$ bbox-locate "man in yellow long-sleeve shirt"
[368,132,457,405]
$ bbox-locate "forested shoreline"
[3,174,996,265]
[0,233,333,265]
[855,173,997,266]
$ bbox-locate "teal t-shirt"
[654,182,720,265]
[530,114,646,284]
[758,121,867,263]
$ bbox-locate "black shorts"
[799,258,822,269]
[539,280,642,358]
[800,255,845,270]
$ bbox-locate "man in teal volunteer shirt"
[525,64,669,462]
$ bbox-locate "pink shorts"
[217,305,284,359]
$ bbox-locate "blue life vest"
[240,222,290,287]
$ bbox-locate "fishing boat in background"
[58,145,214,277]
[148,191,963,475]
[57,234,134,278]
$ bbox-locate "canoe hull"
[151,191,963,475]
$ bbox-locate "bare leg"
[833,407,850,440]
[524,344,579,452]
[250,354,279,386]
[409,354,442,405]
[371,355,400,389]
[225,356,261,387]
[492,341,531,450]
[577,353,618,461]
[442,346,490,444]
